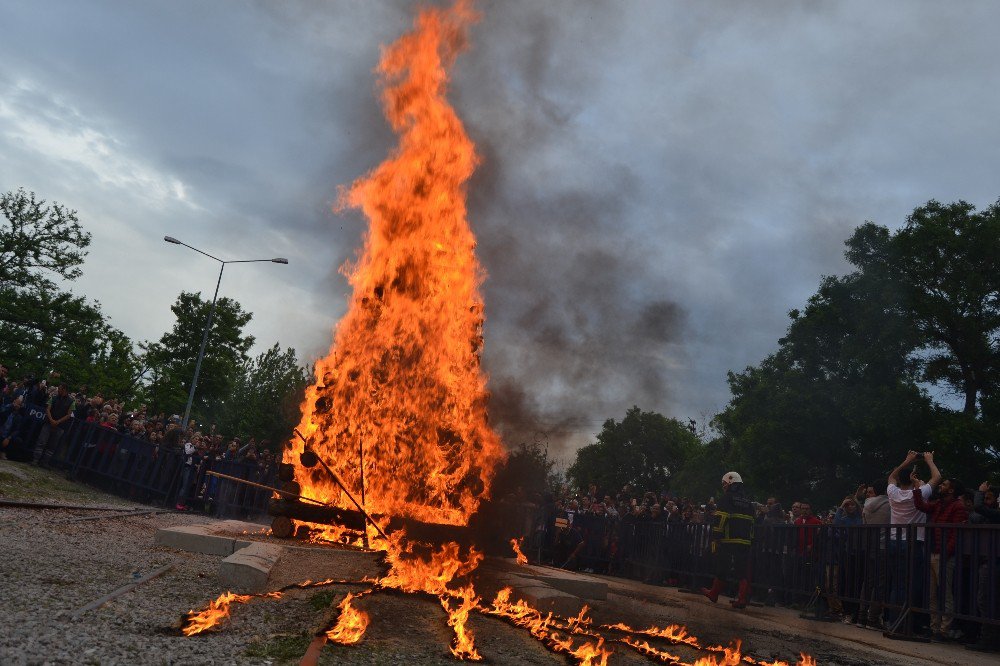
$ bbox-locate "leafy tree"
[142,291,254,421]
[567,406,698,494]
[846,200,1000,415]
[213,343,310,446]
[0,188,141,397]
[1,188,90,289]
[706,198,1000,505]
[491,439,555,500]
[711,268,938,506]
[669,436,731,501]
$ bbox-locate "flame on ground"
[488,587,612,665]
[180,591,251,636]
[378,530,483,596]
[692,641,742,666]
[510,537,528,565]
[181,568,817,665]
[619,637,681,663]
[440,585,483,661]
[285,0,504,527]
[325,592,370,645]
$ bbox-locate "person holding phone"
[885,450,941,629]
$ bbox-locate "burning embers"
[285,0,504,526]
[179,559,818,665]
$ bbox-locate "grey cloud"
[2,0,999,459]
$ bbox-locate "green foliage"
[703,198,1000,506]
[308,589,336,611]
[491,439,555,499]
[244,634,312,661]
[142,291,255,420]
[669,436,730,501]
[846,200,1000,415]
[0,188,142,398]
[213,343,311,445]
[567,406,698,494]
[0,188,90,289]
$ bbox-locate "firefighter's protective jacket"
[712,485,755,546]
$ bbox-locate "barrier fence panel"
[6,406,274,519]
[525,510,1000,640]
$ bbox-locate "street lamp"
[163,235,288,432]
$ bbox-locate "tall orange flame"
[287,0,504,525]
[440,584,483,661]
[511,537,528,565]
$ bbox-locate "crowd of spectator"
[0,363,278,510]
[527,450,999,651]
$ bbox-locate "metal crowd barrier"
[528,514,1000,640]
[6,405,274,519]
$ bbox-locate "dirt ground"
[0,462,982,665]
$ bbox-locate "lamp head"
[163,236,181,244]
[272,258,289,264]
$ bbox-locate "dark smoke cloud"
[455,2,687,453]
[3,0,1000,461]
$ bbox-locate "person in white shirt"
[887,451,941,540]
[885,450,941,631]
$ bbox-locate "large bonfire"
[181,3,817,664]
[284,0,504,527]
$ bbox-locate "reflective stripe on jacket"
[713,510,755,545]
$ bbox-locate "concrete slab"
[500,561,609,600]
[531,571,608,600]
[219,542,285,592]
[210,519,270,536]
[509,584,584,616]
[153,521,263,556]
[154,524,245,556]
[497,574,586,616]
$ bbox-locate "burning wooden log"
[209,459,472,544]
[267,498,366,532]
[267,492,472,544]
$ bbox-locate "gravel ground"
[0,463,971,665]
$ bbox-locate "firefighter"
[700,471,755,608]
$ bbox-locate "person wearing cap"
[701,471,755,608]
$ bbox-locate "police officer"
[701,471,755,608]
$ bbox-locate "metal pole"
[359,437,368,549]
[182,262,225,432]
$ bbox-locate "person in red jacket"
[913,469,968,642]
[795,502,822,557]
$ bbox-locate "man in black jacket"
[0,395,28,459]
[32,383,75,467]
[701,471,756,609]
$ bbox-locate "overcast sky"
[2,0,999,458]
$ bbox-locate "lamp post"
[163,236,288,432]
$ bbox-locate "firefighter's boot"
[730,579,751,609]
[700,578,726,603]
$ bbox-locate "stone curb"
[154,521,284,593]
[219,542,284,592]
[153,524,252,556]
